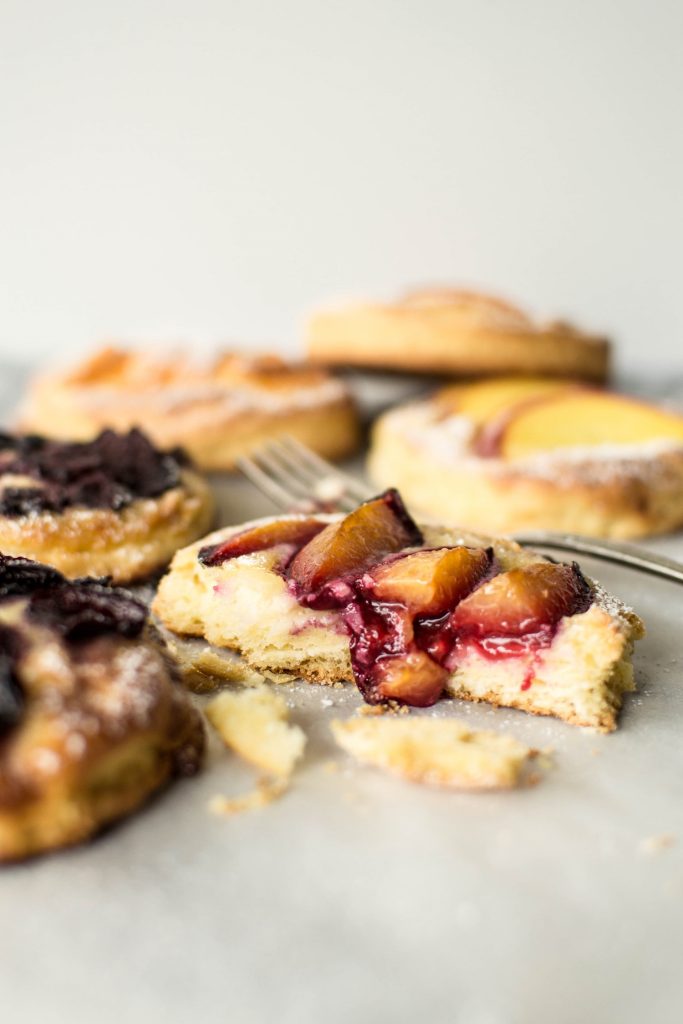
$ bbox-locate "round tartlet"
[0,555,204,863]
[20,347,361,471]
[0,428,214,583]
[367,377,683,539]
[307,287,610,382]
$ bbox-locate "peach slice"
[366,546,491,616]
[452,562,590,637]
[198,518,326,566]
[497,391,683,460]
[287,489,422,603]
[436,376,577,423]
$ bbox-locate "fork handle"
[512,532,683,585]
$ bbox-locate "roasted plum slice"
[363,650,448,706]
[344,600,445,706]
[451,562,591,638]
[363,546,492,616]
[199,518,326,567]
[288,490,422,607]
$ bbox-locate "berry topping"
[0,554,67,597]
[0,625,24,737]
[287,490,423,608]
[0,554,147,642]
[0,428,186,517]
[451,562,591,638]
[199,518,326,567]
[27,582,147,642]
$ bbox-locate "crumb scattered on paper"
[206,686,306,779]
[331,716,537,790]
[208,778,288,816]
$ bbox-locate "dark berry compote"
[0,553,148,738]
[0,428,188,517]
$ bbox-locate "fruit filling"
[199,491,594,707]
[0,429,188,517]
[0,624,24,736]
[287,489,423,609]
[0,554,148,642]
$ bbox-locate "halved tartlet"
[153,491,643,732]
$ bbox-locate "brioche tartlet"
[0,555,204,863]
[368,377,683,539]
[20,346,361,471]
[0,428,214,582]
[307,288,610,382]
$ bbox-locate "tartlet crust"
[20,347,361,470]
[0,467,215,584]
[307,288,610,382]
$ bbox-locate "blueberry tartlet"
[153,490,644,732]
[0,428,214,583]
[0,554,204,863]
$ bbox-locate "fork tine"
[236,436,372,514]
[236,453,306,512]
[248,445,321,508]
[279,436,372,503]
[260,441,357,512]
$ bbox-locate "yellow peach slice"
[436,376,578,424]
[499,391,683,459]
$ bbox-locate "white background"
[1,0,682,373]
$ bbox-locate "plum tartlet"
[0,554,204,862]
[153,490,643,732]
[368,377,683,539]
[0,428,214,582]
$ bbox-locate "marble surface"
[1,365,683,1024]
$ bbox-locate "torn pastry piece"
[0,554,205,863]
[368,376,683,539]
[19,346,361,471]
[331,717,536,789]
[153,490,644,732]
[0,428,214,583]
[307,287,610,382]
[206,687,306,780]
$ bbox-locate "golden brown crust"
[368,399,683,540]
[307,288,610,382]
[19,347,361,470]
[0,468,215,583]
[0,614,204,863]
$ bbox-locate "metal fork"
[236,436,683,585]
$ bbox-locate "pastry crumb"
[208,778,288,816]
[206,686,306,779]
[331,716,537,790]
[638,833,676,856]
